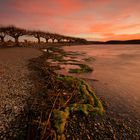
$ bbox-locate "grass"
[31,46,104,140]
[45,47,93,74]
[68,59,80,62]
[53,55,64,62]
[83,57,96,62]
[57,76,104,114]
[66,51,85,56]
[68,63,93,73]
[54,76,104,139]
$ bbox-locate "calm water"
[63,45,140,120]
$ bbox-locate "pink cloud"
[102,33,140,41]
[9,0,89,17]
[90,23,140,33]
[0,0,140,40]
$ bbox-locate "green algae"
[38,46,104,140]
[83,57,96,62]
[53,76,104,139]
[68,63,93,73]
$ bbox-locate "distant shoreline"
[87,39,140,44]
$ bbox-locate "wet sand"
[64,45,140,125]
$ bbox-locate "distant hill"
[88,39,140,44]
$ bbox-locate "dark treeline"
[0,26,87,45]
[1,26,139,46]
[88,39,140,44]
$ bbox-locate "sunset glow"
[0,0,140,41]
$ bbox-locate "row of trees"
[0,26,87,45]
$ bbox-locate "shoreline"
[26,45,140,139]
[0,45,140,139]
[0,47,42,139]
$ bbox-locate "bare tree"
[55,34,63,43]
[45,36,50,43]
[6,26,26,44]
[0,27,7,43]
[28,31,43,43]
[41,32,51,43]
[49,33,56,43]
[0,25,87,45]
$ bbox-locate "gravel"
[0,47,41,139]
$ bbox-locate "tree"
[64,36,71,43]
[74,38,87,44]
[0,27,7,43]
[6,26,26,44]
[49,33,56,43]
[41,32,51,43]
[0,25,87,45]
[28,31,43,43]
[55,34,63,43]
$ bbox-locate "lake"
[63,44,140,122]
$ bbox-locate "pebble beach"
[0,47,41,139]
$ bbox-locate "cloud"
[0,0,140,40]
[7,0,90,17]
[103,33,140,41]
[90,23,140,34]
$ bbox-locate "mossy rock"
[53,76,104,139]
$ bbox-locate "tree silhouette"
[28,31,43,43]
[49,33,56,43]
[0,25,87,45]
[55,34,63,43]
[6,26,26,44]
[75,38,87,44]
[41,32,51,43]
[45,35,50,43]
[0,27,7,43]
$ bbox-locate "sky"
[0,0,140,41]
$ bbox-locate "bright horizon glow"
[0,0,140,41]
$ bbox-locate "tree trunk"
[0,36,4,43]
[45,38,48,43]
[57,39,61,43]
[37,37,40,44]
[15,36,19,45]
[52,39,55,43]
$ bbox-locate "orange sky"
[0,0,140,41]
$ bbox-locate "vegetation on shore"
[53,76,104,139]
[1,44,139,139]
[27,45,103,140]
[83,57,96,62]
[68,63,93,73]
[45,46,94,74]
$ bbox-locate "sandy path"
[0,47,41,139]
[64,45,140,128]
